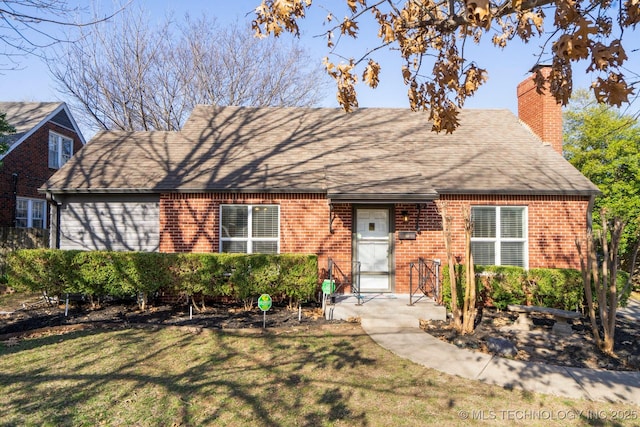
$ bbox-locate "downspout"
[45,192,62,249]
[587,195,595,234]
[11,173,18,227]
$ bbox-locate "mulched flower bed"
[420,307,640,371]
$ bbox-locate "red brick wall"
[160,193,356,292]
[517,67,563,154]
[393,195,590,292]
[0,122,83,227]
[159,192,590,294]
[159,193,352,270]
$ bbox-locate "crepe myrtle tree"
[577,210,638,356]
[253,0,640,133]
[438,201,478,334]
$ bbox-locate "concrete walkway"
[326,294,640,406]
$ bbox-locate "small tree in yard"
[577,210,638,356]
[438,202,477,334]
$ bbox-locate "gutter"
[328,192,438,204]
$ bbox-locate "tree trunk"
[461,211,477,334]
[577,210,626,356]
[139,292,147,311]
[438,202,462,330]
[577,234,603,349]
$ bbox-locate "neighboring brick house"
[0,102,85,230]
[41,70,599,294]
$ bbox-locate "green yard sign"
[258,294,272,311]
[321,279,335,294]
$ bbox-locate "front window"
[48,132,73,169]
[16,198,46,229]
[220,205,279,254]
[471,206,527,267]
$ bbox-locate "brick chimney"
[517,65,563,154]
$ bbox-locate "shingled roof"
[0,101,85,152]
[42,106,599,199]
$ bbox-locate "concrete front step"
[324,293,447,326]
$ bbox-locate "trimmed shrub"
[476,266,528,310]
[442,264,633,311]
[70,250,118,305]
[526,268,583,311]
[6,249,78,298]
[278,254,318,308]
[6,250,318,310]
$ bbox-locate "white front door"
[356,208,391,292]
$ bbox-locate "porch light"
[401,210,409,223]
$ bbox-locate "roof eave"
[40,186,329,195]
[328,192,438,204]
[435,188,602,197]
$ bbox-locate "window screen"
[15,198,46,229]
[501,242,525,267]
[220,205,279,254]
[472,207,496,238]
[501,207,524,239]
[221,206,248,238]
[48,132,73,169]
[48,133,60,168]
[252,206,278,238]
[15,199,28,228]
[471,206,526,267]
[31,201,45,229]
[471,242,495,266]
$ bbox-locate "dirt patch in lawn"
[420,306,640,372]
[0,293,334,340]
[2,292,639,373]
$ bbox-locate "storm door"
[355,208,392,292]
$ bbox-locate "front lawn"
[0,324,637,426]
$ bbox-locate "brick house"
[0,102,85,230]
[41,70,599,294]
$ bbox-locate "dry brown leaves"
[253,0,637,133]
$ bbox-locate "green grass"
[0,323,638,426]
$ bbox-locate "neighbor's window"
[48,131,73,169]
[471,206,527,268]
[220,205,279,254]
[16,197,46,229]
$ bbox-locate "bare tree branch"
[0,0,127,69]
[254,0,640,132]
[50,8,328,133]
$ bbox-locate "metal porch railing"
[409,258,441,306]
[325,258,361,305]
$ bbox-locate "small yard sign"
[258,294,272,311]
[321,279,335,294]
[258,294,272,329]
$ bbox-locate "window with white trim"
[16,197,46,229]
[220,205,279,254]
[471,206,527,268]
[48,131,73,169]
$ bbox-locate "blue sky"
[2,1,638,119]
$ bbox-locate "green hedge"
[442,264,631,311]
[6,249,318,308]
